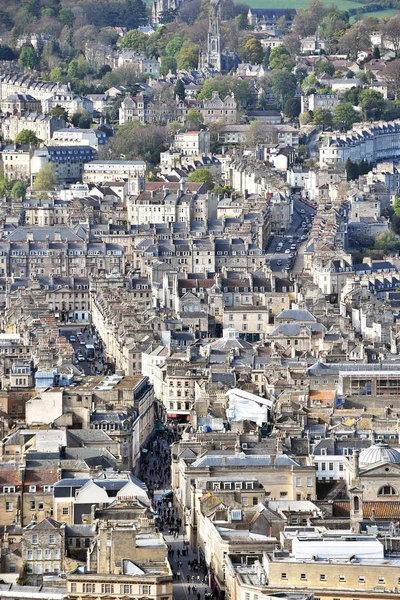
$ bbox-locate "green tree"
[11,181,27,199]
[15,129,40,145]
[345,158,359,181]
[359,89,385,120]
[160,56,177,76]
[271,70,297,107]
[186,109,204,130]
[315,59,335,76]
[165,36,184,57]
[333,102,360,130]
[49,67,64,83]
[284,97,301,119]
[50,105,69,121]
[373,46,380,59]
[0,178,10,198]
[198,76,251,107]
[394,196,400,217]
[34,163,58,191]
[174,79,185,101]
[269,45,294,71]
[301,74,318,95]
[59,8,75,27]
[187,168,214,189]
[119,29,148,52]
[243,37,264,64]
[299,111,312,125]
[375,232,400,254]
[176,43,199,70]
[313,108,332,129]
[71,110,92,129]
[18,46,38,69]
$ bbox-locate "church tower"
[199,0,222,71]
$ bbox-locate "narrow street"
[139,430,212,600]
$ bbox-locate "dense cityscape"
[1,0,400,599]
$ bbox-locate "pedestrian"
[197,593,201,600]
[192,587,196,595]
[188,587,191,595]
[187,575,190,583]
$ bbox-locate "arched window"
[378,485,397,496]
[353,496,359,512]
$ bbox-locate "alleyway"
[139,429,212,600]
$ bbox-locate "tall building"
[199,0,222,71]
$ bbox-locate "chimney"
[353,449,360,480]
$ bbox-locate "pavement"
[139,431,212,600]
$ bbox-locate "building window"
[45,550,51,559]
[101,584,114,594]
[307,477,313,487]
[83,584,95,593]
[339,575,345,582]
[9,563,16,573]
[27,551,33,560]
[378,577,385,584]
[378,485,397,496]
[296,477,301,487]
[321,463,326,471]
[300,574,307,581]
[329,463,334,471]
[36,550,42,560]
[62,507,69,515]
[140,586,151,595]
[320,574,326,581]
[71,584,77,593]
[32,535,38,545]
[6,502,13,512]
[120,585,132,594]
[281,573,287,579]
[30,501,35,510]
[29,485,36,493]
[49,535,55,544]
[359,576,365,583]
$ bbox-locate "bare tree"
[382,15,400,56]
[383,59,400,99]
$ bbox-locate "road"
[266,198,316,274]
[59,326,108,376]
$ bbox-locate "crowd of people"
[139,423,217,600]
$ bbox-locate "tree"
[71,110,92,129]
[187,168,214,189]
[284,33,301,57]
[394,196,400,217]
[271,70,297,108]
[299,111,312,125]
[165,36,185,57]
[50,105,69,121]
[384,59,400,100]
[359,89,385,120]
[345,158,359,181]
[315,59,335,76]
[160,56,177,76]
[18,45,38,69]
[15,129,40,145]
[333,102,360,130]
[119,29,148,53]
[339,22,371,59]
[373,46,380,59]
[174,79,185,101]
[243,37,264,64]
[49,67,64,83]
[284,97,301,119]
[58,8,75,27]
[301,74,318,95]
[382,15,400,56]
[11,181,27,200]
[375,232,400,254]
[269,45,294,71]
[176,43,200,70]
[186,109,204,131]
[245,121,276,146]
[313,108,332,129]
[198,76,251,107]
[110,122,168,166]
[34,163,58,191]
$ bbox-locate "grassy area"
[350,7,400,19]
[245,0,363,9]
